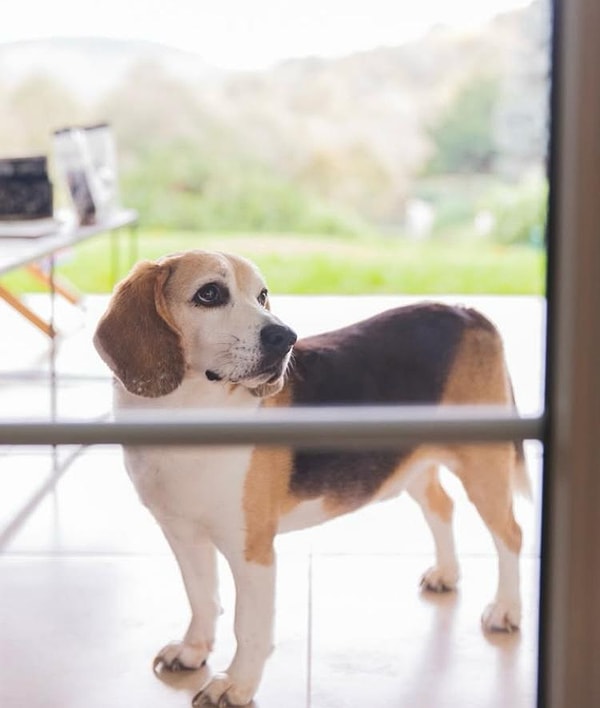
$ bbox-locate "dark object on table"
[0,156,53,220]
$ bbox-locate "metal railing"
[0,406,544,449]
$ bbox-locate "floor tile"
[0,553,309,708]
[308,555,539,708]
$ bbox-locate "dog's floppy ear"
[93,260,185,397]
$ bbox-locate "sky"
[2,0,534,70]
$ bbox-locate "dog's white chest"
[115,376,258,527]
[124,445,252,526]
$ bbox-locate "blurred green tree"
[425,74,500,174]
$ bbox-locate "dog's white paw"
[481,600,521,632]
[193,672,257,707]
[420,565,459,593]
[153,640,211,672]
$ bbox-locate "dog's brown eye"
[258,289,268,307]
[192,282,228,307]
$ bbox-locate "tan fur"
[231,255,267,300]
[242,391,301,565]
[243,446,294,565]
[424,467,455,523]
[452,443,522,553]
[441,326,511,406]
[94,260,185,397]
[439,326,523,554]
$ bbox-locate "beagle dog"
[94,250,527,707]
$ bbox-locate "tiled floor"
[0,292,545,708]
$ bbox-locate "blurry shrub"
[481,173,548,245]
[413,175,496,236]
[120,140,367,235]
[431,195,475,233]
[424,74,501,175]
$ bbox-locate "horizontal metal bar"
[0,406,544,449]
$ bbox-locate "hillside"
[0,37,219,101]
[0,1,548,229]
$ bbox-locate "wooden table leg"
[0,283,55,337]
[25,263,82,305]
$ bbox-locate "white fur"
[482,535,522,631]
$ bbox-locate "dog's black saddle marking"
[287,303,489,503]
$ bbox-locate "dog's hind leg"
[407,465,460,593]
[154,520,220,672]
[451,442,523,632]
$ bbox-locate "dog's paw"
[481,601,521,633]
[153,641,210,673]
[192,672,257,707]
[420,565,459,593]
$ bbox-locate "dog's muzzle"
[205,323,297,386]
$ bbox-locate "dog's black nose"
[260,324,297,354]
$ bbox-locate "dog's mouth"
[205,370,280,385]
[205,369,223,382]
[257,363,288,386]
[205,354,291,391]
[244,360,290,398]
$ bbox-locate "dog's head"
[93,250,297,398]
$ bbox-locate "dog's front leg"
[154,520,220,672]
[195,543,276,707]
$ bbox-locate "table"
[0,209,138,337]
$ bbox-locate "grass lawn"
[0,229,546,296]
